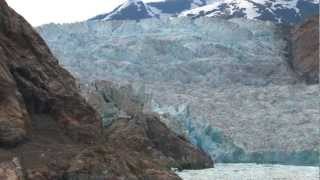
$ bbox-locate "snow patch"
[180,0,316,22]
[101,0,158,21]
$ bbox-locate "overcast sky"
[6,0,130,26]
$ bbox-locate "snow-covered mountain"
[90,0,318,24]
[90,0,159,21]
[180,0,319,24]
[90,0,206,21]
[147,0,206,15]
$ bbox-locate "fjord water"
[38,17,320,177]
[177,163,320,180]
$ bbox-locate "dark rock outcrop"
[67,114,213,179]
[0,1,213,179]
[104,114,213,170]
[0,0,101,144]
[291,16,319,84]
[0,158,23,180]
[0,61,29,146]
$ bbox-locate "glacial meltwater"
[177,163,320,180]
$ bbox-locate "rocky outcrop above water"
[64,114,213,180]
[291,16,319,84]
[0,1,213,179]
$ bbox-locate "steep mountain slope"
[0,1,213,179]
[90,0,206,21]
[38,16,320,165]
[147,0,206,15]
[90,0,319,24]
[90,0,159,21]
[0,0,101,145]
[180,0,319,24]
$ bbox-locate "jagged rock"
[0,158,23,180]
[105,114,213,170]
[291,16,319,84]
[0,62,29,146]
[67,114,213,180]
[0,0,101,143]
[82,80,150,126]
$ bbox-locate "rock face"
[62,114,213,180]
[81,80,150,126]
[107,114,213,170]
[0,159,23,180]
[0,1,213,179]
[0,61,28,146]
[290,16,319,84]
[0,0,101,144]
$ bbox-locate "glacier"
[38,17,320,165]
[38,17,298,86]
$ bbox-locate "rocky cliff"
[0,0,101,145]
[0,1,213,179]
[290,16,319,84]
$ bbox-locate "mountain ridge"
[89,0,319,24]
[90,0,160,21]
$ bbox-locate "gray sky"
[6,0,129,26]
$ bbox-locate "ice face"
[38,17,298,87]
[149,83,320,165]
